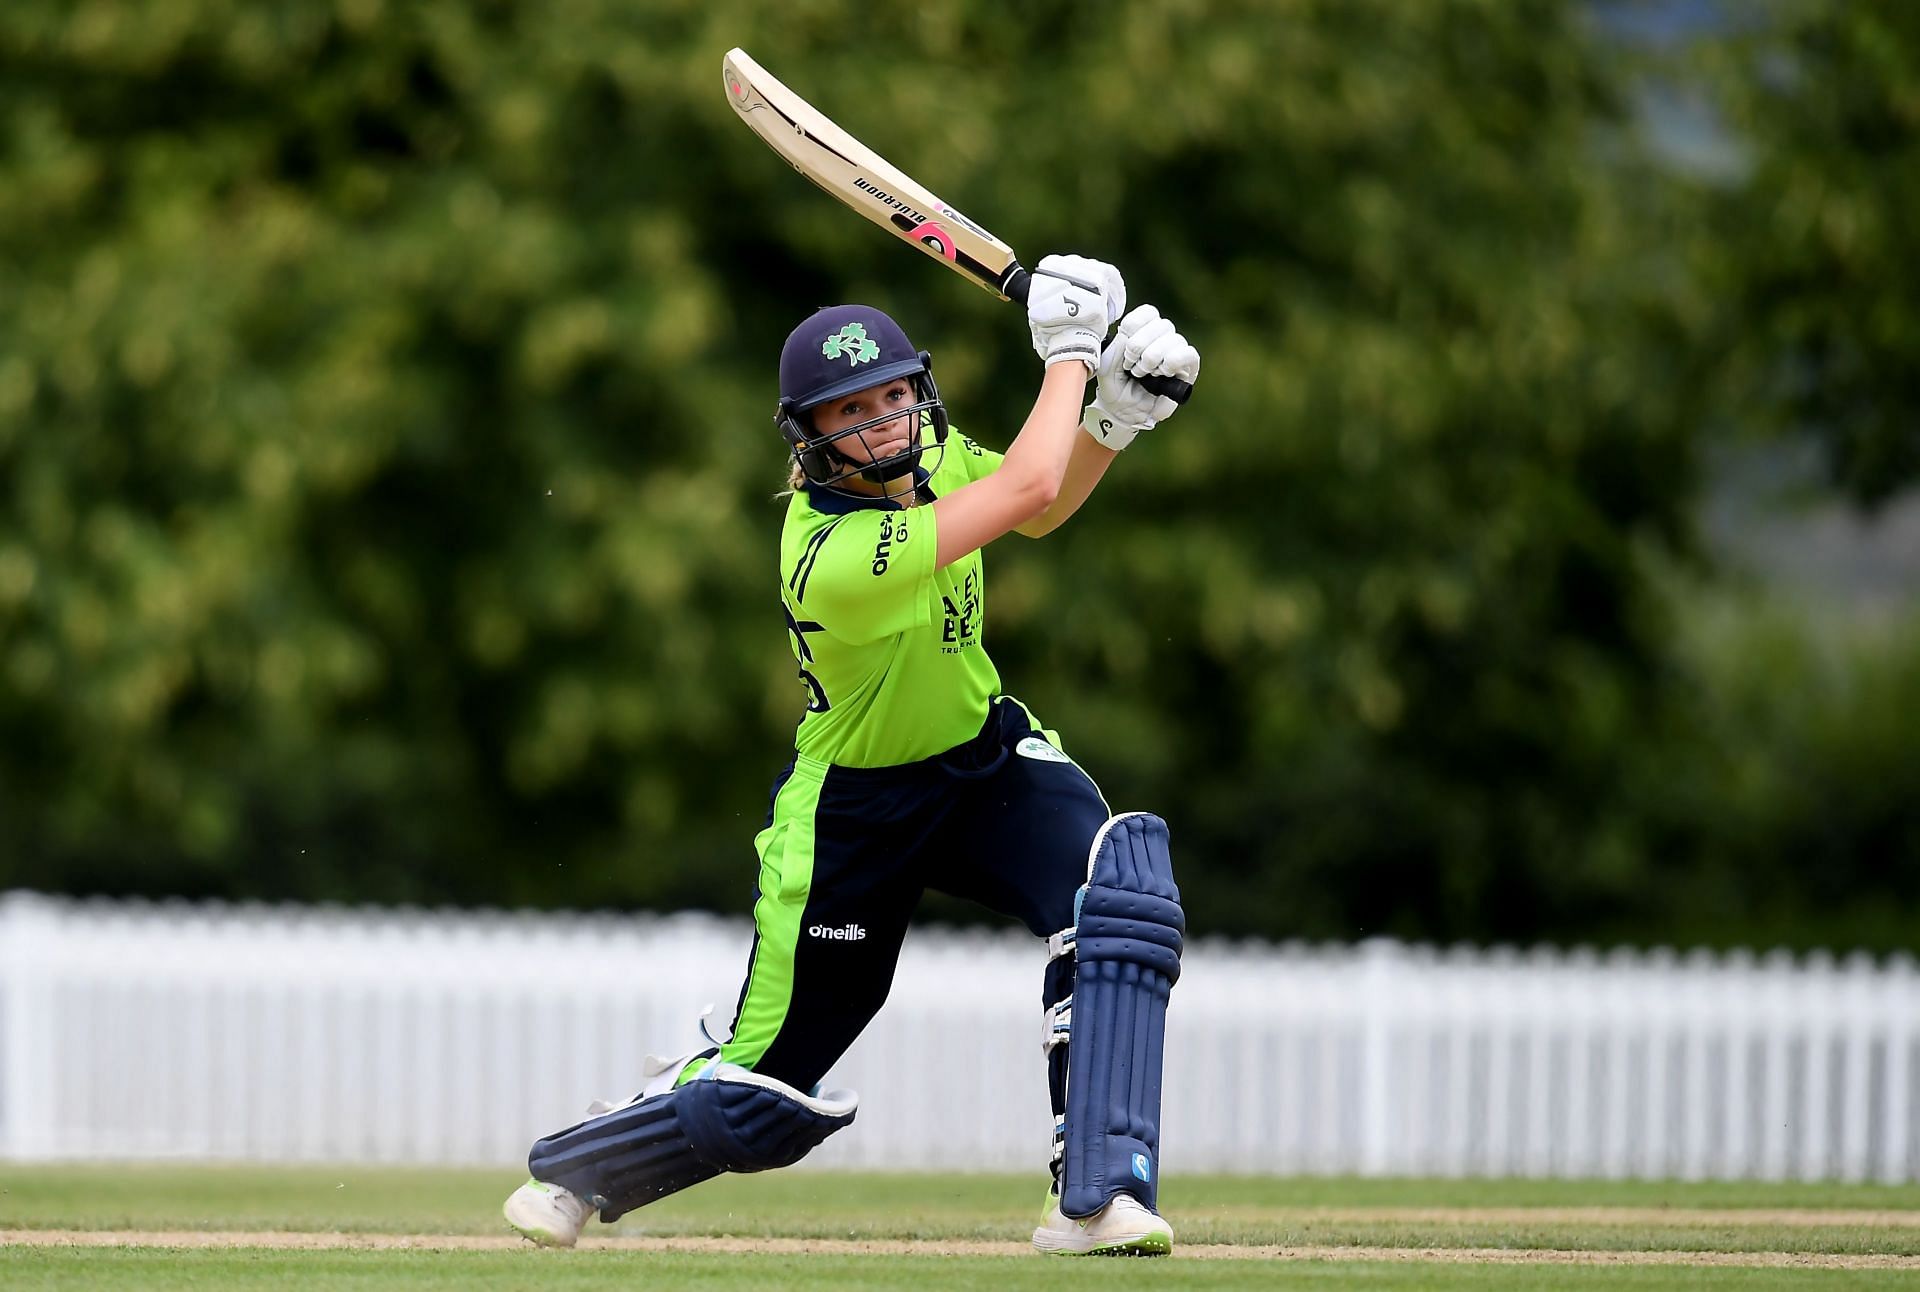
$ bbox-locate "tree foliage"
[1696,0,1920,506]
[1,0,1913,949]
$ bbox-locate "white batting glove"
[1027,253,1126,373]
[1081,305,1201,450]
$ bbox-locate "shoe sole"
[1031,1228,1172,1257]
[504,1222,574,1248]
[503,1201,578,1249]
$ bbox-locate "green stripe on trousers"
[680,761,823,1085]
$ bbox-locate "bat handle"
[1000,266,1193,405]
[1138,373,1194,405]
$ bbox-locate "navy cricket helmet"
[776,304,948,491]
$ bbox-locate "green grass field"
[4,1166,1919,1290]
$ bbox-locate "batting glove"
[1081,305,1201,450]
[1027,253,1126,373]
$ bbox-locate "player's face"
[809,377,917,464]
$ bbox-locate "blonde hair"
[774,457,807,500]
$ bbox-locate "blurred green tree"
[1695,0,1920,506]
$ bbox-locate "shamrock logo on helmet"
[821,322,881,366]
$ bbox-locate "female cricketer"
[505,254,1201,1256]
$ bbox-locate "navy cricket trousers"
[713,696,1110,1099]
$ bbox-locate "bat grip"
[1001,266,1193,405]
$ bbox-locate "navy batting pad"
[528,1066,856,1222]
[1061,813,1184,1218]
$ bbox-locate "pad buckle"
[1041,994,1073,1052]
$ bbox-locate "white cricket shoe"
[503,1176,596,1248]
[1031,1188,1173,1257]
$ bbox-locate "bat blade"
[723,48,1022,300]
[722,48,1192,404]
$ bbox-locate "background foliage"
[1,0,1914,949]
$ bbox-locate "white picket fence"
[1,890,1916,1180]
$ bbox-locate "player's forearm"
[997,362,1091,513]
[1018,430,1117,537]
[929,363,1094,568]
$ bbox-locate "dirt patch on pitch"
[5,1229,1919,1269]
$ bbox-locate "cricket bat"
[722,47,1193,405]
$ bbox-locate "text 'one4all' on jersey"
[779,426,1004,767]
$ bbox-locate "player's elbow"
[1015,470,1061,520]
[1031,478,1061,519]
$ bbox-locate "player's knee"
[1077,813,1183,982]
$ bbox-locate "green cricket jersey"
[778,426,1006,767]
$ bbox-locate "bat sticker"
[902,218,960,261]
[936,204,992,240]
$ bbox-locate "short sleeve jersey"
[778,426,1005,767]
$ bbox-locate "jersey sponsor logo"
[959,435,985,457]
[871,514,907,576]
[1016,736,1071,764]
[808,922,867,941]
[940,566,980,652]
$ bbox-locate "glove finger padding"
[1140,331,1197,424]
[1112,303,1161,341]
[1082,305,1200,450]
[1121,317,1177,374]
[1133,327,1199,382]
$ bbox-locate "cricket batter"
[505,255,1200,1256]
